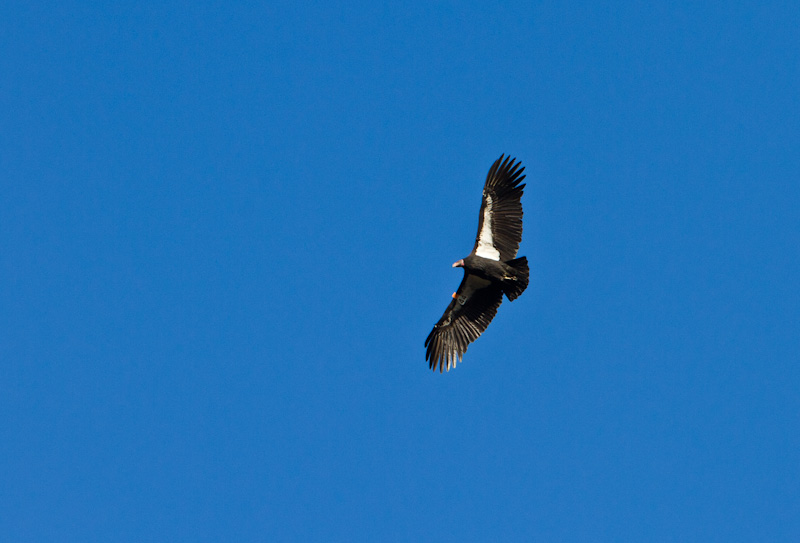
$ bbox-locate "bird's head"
[452,259,465,268]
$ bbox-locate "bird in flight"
[425,155,529,372]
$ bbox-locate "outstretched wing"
[472,155,526,262]
[425,273,505,372]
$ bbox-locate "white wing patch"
[475,193,501,260]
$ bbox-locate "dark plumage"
[425,155,529,372]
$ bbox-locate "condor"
[425,155,529,372]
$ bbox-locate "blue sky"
[2,1,799,541]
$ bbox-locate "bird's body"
[457,254,529,300]
[425,155,529,372]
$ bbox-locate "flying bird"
[425,155,529,372]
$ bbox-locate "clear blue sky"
[2,1,799,541]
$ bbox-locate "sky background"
[2,1,799,541]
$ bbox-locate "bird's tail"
[503,256,529,301]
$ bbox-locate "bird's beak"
[452,259,464,268]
